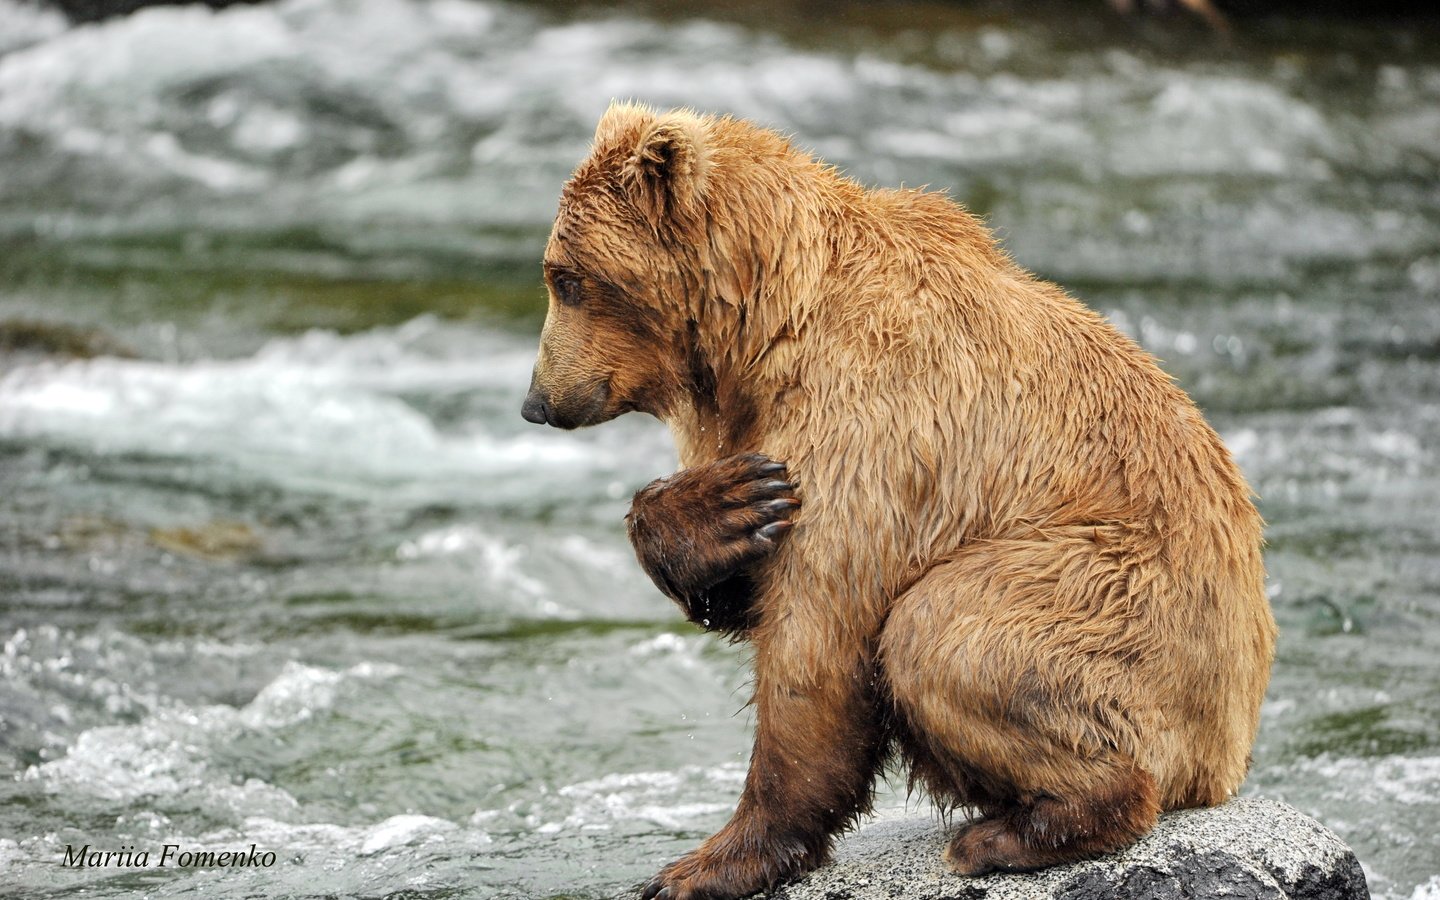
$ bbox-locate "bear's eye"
[552,273,583,307]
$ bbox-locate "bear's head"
[521,104,718,431]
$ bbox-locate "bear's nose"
[521,388,550,425]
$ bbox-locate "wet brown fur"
[525,104,1278,899]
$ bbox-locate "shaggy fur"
[522,103,1277,900]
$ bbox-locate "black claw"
[641,881,662,900]
[760,479,793,492]
[761,498,799,514]
[756,521,791,541]
[756,460,787,475]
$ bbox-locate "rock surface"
[629,798,1370,900]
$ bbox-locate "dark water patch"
[1285,592,1372,638]
[0,317,136,360]
[1291,706,1433,759]
[1266,526,1391,559]
[450,618,675,644]
[1,235,546,347]
[273,598,481,639]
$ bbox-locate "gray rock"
[624,798,1368,900]
[767,798,1367,900]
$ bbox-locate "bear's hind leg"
[944,763,1159,874]
[880,537,1163,874]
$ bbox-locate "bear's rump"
[876,526,1257,809]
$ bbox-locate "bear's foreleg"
[880,538,1164,874]
[641,614,889,900]
[626,452,799,636]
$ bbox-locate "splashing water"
[2,1,1438,897]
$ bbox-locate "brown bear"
[521,103,1277,900]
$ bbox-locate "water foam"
[0,0,1402,248]
[1292,754,1440,808]
[26,661,395,814]
[397,525,546,598]
[629,633,709,672]
[499,764,748,834]
[0,0,65,57]
[0,318,626,503]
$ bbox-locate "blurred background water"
[0,0,1438,897]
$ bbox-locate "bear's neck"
[668,356,760,468]
[667,157,1010,469]
[666,161,844,467]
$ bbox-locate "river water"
[0,0,1437,897]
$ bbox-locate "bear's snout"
[521,374,612,429]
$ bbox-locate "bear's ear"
[623,113,709,226]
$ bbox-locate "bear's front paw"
[639,838,817,900]
[626,452,800,604]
